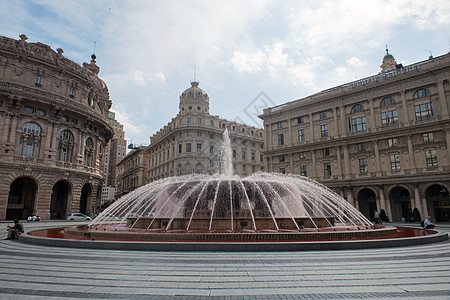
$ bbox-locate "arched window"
[195,163,203,174]
[18,122,41,158]
[380,97,396,106]
[182,163,193,175]
[413,89,431,99]
[84,138,95,167]
[57,130,74,162]
[351,104,364,113]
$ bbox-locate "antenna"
[426,50,433,59]
[93,41,96,54]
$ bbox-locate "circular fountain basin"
[20,225,448,251]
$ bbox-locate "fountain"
[22,129,448,250]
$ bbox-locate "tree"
[101,198,115,210]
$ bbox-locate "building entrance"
[50,181,70,219]
[6,177,37,220]
[426,185,450,222]
[357,188,377,221]
[390,187,412,222]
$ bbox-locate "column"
[289,153,293,174]
[378,186,387,214]
[384,188,393,222]
[437,80,449,119]
[339,104,346,137]
[336,146,342,178]
[267,124,272,149]
[346,188,356,209]
[342,145,350,178]
[369,98,376,133]
[45,122,53,149]
[9,115,17,143]
[1,114,10,143]
[414,185,424,219]
[400,91,410,125]
[309,113,314,142]
[446,130,450,167]
[332,107,338,136]
[288,118,292,146]
[311,150,316,179]
[407,135,416,173]
[374,140,382,176]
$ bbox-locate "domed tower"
[380,48,397,73]
[179,81,209,115]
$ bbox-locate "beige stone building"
[103,111,126,187]
[146,81,264,182]
[116,146,147,198]
[259,50,450,223]
[115,81,265,197]
[0,34,113,220]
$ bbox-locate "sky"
[1,0,449,147]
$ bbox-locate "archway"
[6,177,37,220]
[425,185,449,222]
[389,187,412,222]
[50,181,70,219]
[357,188,377,220]
[80,183,92,215]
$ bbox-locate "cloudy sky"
[1,0,449,146]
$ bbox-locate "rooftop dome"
[383,49,395,61]
[180,81,208,101]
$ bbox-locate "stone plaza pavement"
[0,221,449,299]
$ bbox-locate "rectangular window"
[381,110,398,127]
[357,143,366,152]
[280,168,286,174]
[210,145,214,154]
[299,152,306,159]
[425,149,438,167]
[278,133,284,145]
[243,165,246,171]
[210,160,214,167]
[260,154,264,162]
[320,111,327,119]
[323,148,330,156]
[187,117,191,124]
[172,147,175,156]
[251,142,255,147]
[232,126,236,131]
[297,116,305,124]
[415,103,433,120]
[242,151,246,159]
[197,143,202,153]
[197,131,202,137]
[351,116,367,133]
[300,165,307,177]
[423,132,434,142]
[35,75,42,87]
[210,133,215,139]
[251,152,255,161]
[178,144,182,153]
[389,154,400,170]
[69,87,75,98]
[279,155,285,162]
[186,143,191,152]
[359,158,368,174]
[323,162,332,177]
[277,121,284,129]
[210,120,214,127]
[320,124,328,137]
[186,131,191,136]
[387,138,398,147]
[233,149,237,158]
[24,106,34,113]
[252,165,256,172]
[242,128,245,133]
[197,118,202,124]
[298,129,305,142]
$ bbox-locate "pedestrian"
[373,211,382,225]
[6,219,24,239]
[423,216,435,229]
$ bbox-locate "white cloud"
[347,57,366,68]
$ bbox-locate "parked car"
[66,213,92,221]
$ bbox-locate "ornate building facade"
[0,34,113,220]
[116,81,265,197]
[116,146,147,198]
[260,50,450,223]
